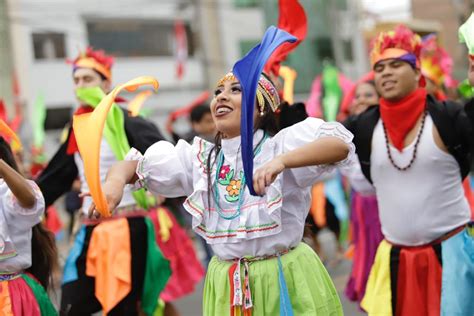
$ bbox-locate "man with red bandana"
[344,25,474,315]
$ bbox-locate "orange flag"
[0,119,22,151]
[309,183,326,227]
[73,76,159,217]
[128,90,153,117]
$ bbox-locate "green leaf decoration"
[225,194,240,203]
[226,169,235,182]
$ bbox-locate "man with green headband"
[36,47,173,315]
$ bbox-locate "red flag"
[264,0,308,76]
[0,99,22,132]
[174,19,188,80]
[0,100,6,122]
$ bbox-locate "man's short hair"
[190,104,211,123]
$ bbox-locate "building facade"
[8,0,211,148]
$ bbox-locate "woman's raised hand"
[253,156,285,196]
[83,179,125,219]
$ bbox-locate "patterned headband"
[216,72,280,112]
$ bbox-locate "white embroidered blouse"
[127,118,355,259]
[0,180,45,273]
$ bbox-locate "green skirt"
[203,242,343,315]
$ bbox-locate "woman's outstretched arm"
[88,160,138,218]
[0,159,36,208]
[253,137,350,195]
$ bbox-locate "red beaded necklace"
[382,110,427,171]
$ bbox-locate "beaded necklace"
[212,134,268,220]
[382,110,427,171]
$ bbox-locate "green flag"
[459,12,474,55]
[321,63,342,122]
[33,92,46,148]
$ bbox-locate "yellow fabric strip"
[128,90,153,117]
[361,240,393,316]
[279,66,297,105]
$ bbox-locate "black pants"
[305,197,340,236]
[60,218,148,316]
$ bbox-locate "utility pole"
[197,0,226,90]
[0,0,14,117]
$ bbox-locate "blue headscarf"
[232,26,296,196]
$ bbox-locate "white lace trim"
[314,121,356,173]
[125,148,148,190]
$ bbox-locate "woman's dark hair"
[0,137,19,172]
[0,137,58,290]
[27,224,58,290]
[205,73,280,207]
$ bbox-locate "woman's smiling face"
[211,76,243,138]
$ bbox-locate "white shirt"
[0,180,45,273]
[128,118,355,259]
[371,115,470,246]
[75,138,136,215]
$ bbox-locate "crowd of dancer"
[1,1,474,315]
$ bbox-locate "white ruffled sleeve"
[275,117,355,188]
[340,156,376,195]
[3,180,45,224]
[125,139,194,197]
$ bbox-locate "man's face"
[374,59,420,101]
[192,112,216,137]
[73,68,110,104]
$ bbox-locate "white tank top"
[371,115,470,246]
[75,139,136,215]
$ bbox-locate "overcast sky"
[361,0,411,20]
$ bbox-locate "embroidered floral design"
[219,165,231,180]
[226,180,241,197]
[217,166,244,203]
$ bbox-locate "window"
[87,20,195,57]
[234,0,260,8]
[44,107,72,130]
[342,39,353,62]
[32,33,66,60]
[314,37,335,62]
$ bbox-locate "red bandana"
[66,105,94,155]
[379,88,427,151]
